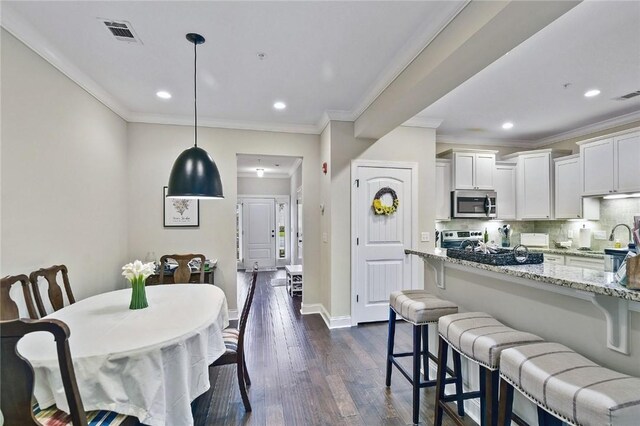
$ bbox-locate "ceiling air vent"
[100,19,142,44]
[615,90,640,101]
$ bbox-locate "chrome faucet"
[609,224,632,242]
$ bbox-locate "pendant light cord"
[193,40,198,148]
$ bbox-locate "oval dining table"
[17,284,229,426]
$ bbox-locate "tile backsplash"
[436,198,640,251]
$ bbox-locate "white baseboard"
[300,303,352,329]
[228,309,239,321]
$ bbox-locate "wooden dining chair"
[1,274,39,320]
[159,253,205,284]
[29,265,76,318]
[0,318,135,425]
[211,268,258,412]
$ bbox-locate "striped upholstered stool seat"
[438,312,544,369]
[498,342,640,426]
[389,290,458,324]
[434,312,544,426]
[33,403,129,425]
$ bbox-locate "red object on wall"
[322,162,328,174]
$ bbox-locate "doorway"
[351,160,418,325]
[236,154,302,272]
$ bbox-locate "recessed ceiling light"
[256,168,264,178]
[156,90,172,99]
[273,101,286,110]
[502,122,514,130]
[584,89,601,98]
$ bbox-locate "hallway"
[192,270,469,425]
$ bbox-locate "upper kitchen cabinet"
[435,159,451,220]
[438,149,497,190]
[494,162,516,220]
[579,130,640,196]
[503,149,571,220]
[554,154,599,220]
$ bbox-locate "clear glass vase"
[129,276,149,310]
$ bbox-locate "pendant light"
[167,33,224,199]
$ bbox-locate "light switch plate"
[421,232,430,242]
[593,230,607,240]
[322,232,328,243]
[568,230,574,239]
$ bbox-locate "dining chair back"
[1,274,39,320]
[29,265,76,318]
[212,267,258,411]
[1,318,88,426]
[159,254,206,284]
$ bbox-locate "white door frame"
[350,159,419,326]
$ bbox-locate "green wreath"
[372,187,399,215]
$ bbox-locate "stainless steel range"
[440,230,483,249]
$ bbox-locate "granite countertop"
[406,248,640,302]
[533,248,605,259]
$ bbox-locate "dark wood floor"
[191,270,473,425]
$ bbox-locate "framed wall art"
[163,186,199,227]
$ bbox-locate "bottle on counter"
[484,228,489,244]
[614,239,622,249]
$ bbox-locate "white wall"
[289,163,302,265]
[1,31,129,314]
[323,122,437,318]
[237,176,290,196]
[126,123,321,311]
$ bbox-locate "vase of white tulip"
[122,260,155,310]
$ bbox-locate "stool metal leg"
[434,335,449,426]
[422,324,429,380]
[452,350,465,417]
[385,307,396,387]
[497,378,514,426]
[412,324,422,425]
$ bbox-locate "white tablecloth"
[17,284,229,426]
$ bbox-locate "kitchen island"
[407,248,640,424]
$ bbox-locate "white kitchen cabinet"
[494,162,516,220]
[565,255,604,271]
[580,130,640,196]
[614,131,640,193]
[443,150,496,190]
[544,254,565,265]
[517,152,553,220]
[435,159,451,220]
[503,149,571,220]
[554,155,600,220]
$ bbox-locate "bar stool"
[386,290,462,425]
[498,342,640,426]
[435,312,544,426]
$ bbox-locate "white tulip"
[122,260,156,282]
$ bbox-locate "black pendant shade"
[167,32,224,199]
[167,146,223,199]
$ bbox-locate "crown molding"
[128,112,320,135]
[316,110,357,133]
[1,4,131,120]
[402,116,444,129]
[436,135,535,148]
[350,1,470,121]
[532,109,640,148]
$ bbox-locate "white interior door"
[243,198,276,268]
[353,164,416,324]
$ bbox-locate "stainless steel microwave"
[451,190,497,218]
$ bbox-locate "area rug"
[270,278,287,287]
